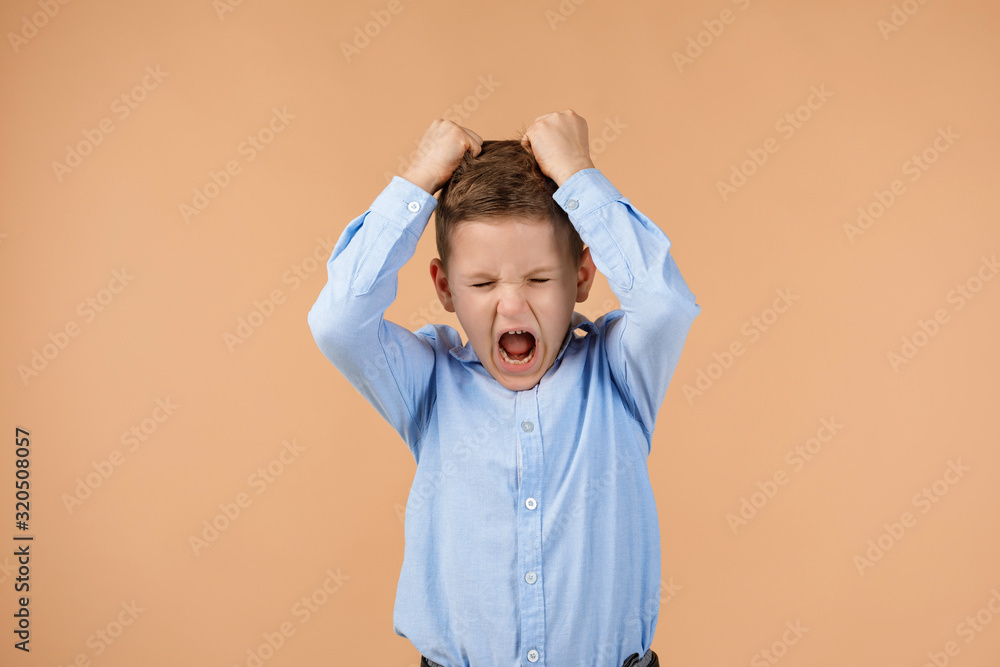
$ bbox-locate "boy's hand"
[520,110,596,187]
[401,119,483,195]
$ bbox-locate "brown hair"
[434,139,584,273]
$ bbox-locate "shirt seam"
[377,312,427,448]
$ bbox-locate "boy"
[307,110,700,667]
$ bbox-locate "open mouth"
[497,329,536,367]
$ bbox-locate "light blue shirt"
[308,168,700,667]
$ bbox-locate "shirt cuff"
[370,176,439,233]
[552,168,623,215]
[551,167,632,290]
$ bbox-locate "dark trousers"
[420,647,659,667]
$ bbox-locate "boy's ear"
[429,258,456,313]
[575,246,597,303]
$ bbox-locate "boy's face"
[429,217,596,391]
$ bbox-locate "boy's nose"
[496,289,528,317]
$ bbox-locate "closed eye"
[470,279,548,287]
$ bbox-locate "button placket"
[515,389,544,664]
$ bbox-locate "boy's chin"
[489,369,544,391]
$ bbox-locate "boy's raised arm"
[522,110,701,434]
[307,120,482,450]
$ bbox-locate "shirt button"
[525,497,537,510]
[521,420,534,433]
[565,198,579,210]
[525,571,537,584]
[527,649,539,662]
[407,201,420,212]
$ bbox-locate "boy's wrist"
[400,169,437,195]
[551,159,596,188]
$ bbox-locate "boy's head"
[429,139,597,391]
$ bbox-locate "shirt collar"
[448,311,599,366]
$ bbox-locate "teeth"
[499,342,536,366]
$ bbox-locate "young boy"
[307,110,700,667]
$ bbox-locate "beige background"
[2,0,999,665]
